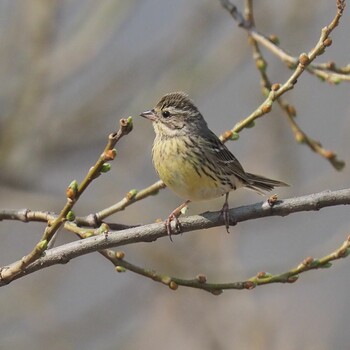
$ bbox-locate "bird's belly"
[168,169,226,201]
[153,140,236,201]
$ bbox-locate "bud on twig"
[66,180,79,201]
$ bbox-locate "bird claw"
[219,194,236,233]
[164,200,190,241]
[165,213,182,241]
[219,201,231,233]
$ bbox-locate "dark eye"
[162,110,171,118]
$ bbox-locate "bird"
[140,92,288,239]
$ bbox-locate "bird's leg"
[219,193,234,233]
[166,200,191,241]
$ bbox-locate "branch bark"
[1,188,350,286]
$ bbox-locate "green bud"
[66,211,76,221]
[125,116,133,133]
[116,266,126,273]
[98,223,110,234]
[127,189,138,200]
[66,180,79,200]
[320,262,332,268]
[230,132,240,141]
[100,163,111,173]
[256,58,267,71]
[246,121,255,129]
[330,76,341,85]
[69,180,79,191]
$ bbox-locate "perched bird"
[140,92,287,239]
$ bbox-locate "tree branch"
[1,188,350,286]
[220,0,349,83]
[0,117,133,283]
[110,234,350,294]
[218,0,346,171]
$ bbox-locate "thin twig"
[75,180,166,227]
[220,0,349,83]
[110,233,350,294]
[247,3,344,170]
[0,117,133,283]
[218,0,346,170]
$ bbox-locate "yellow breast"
[152,137,233,201]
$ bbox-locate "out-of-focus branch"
[0,117,133,283]
[220,0,349,83]
[220,0,346,135]
[218,0,346,171]
[1,188,350,286]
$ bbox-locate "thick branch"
[1,188,350,286]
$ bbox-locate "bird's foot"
[165,200,190,241]
[165,213,182,241]
[219,193,236,233]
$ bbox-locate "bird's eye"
[162,110,171,118]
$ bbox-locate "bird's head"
[140,92,207,138]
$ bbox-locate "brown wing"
[201,130,251,184]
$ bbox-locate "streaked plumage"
[141,92,288,237]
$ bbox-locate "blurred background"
[0,0,349,349]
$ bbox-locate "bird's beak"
[140,109,157,121]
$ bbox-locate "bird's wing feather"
[202,130,251,183]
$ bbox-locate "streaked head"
[140,92,207,137]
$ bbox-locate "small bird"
[141,92,288,239]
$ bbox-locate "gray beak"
[140,109,157,121]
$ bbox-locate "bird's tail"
[245,172,289,194]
